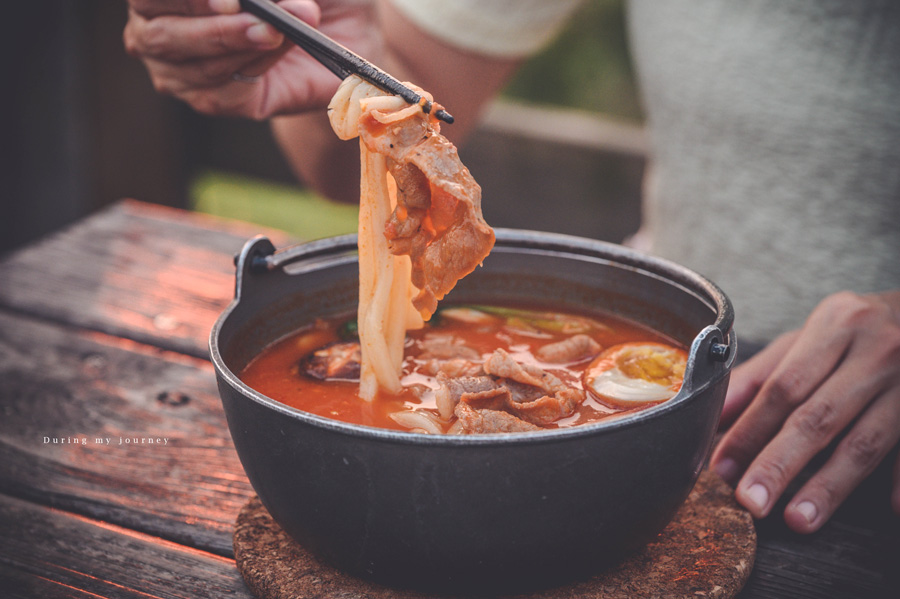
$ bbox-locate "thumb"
[230,1,323,78]
[277,0,322,28]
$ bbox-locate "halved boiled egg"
[584,342,687,407]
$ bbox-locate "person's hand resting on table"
[712,290,900,532]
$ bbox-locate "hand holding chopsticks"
[123,0,453,123]
[239,0,454,124]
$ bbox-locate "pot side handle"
[679,325,737,396]
[232,234,360,301]
[232,235,277,301]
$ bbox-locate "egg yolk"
[584,342,687,407]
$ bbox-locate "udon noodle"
[327,76,494,400]
[242,79,687,434]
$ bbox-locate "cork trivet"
[234,470,755,599]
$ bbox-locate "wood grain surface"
[0,309,252,556]
[1,201,897,599]
[0,493,252,599]
[0,200,289,359]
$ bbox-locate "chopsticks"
[238,0,454,124]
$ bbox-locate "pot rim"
[210,229,736,447]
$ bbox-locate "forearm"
[272,112,361,204]
[271,0,522,203]
[376,0,522,145]
[877,289,900,320]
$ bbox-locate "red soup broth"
[239,304,687,432]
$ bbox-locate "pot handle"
[679,324,737,396]
[232,234,359,300]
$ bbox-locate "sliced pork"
[358,105,495,319]
[536,334,602,363]
[454,402,540,434]
[504,388,584,425]
[434,349,585,430]
[418,333,483,378]
[435,374,500,420]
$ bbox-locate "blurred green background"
[190,0,640,240]
[9,0,642,254]
[503,0,641,119]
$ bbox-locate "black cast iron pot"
[210,230,736,593]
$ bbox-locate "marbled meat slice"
[419,333,481,361]
[484,349,563,391]
[505,388,584,425]
[418,333,483,378]
[359,106,494,319]
[482,349,585,425]
[536,334,602,363]
[459,386,512,411]
[454,402,540,434]
[420,357,484,378]
[435,374,500,420]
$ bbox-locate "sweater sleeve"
[388,0,585,58]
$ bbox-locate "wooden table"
[1,200,897,598]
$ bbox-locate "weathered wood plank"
[2,305,896,598]
[0,493,252,599]
[0,491,892,599]
[0,199,290,359]
[0,309,252,556]
[739,518,899,598]
[2,199,897,598]
[734,440,900,597]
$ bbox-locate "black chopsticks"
[238,0,454,124]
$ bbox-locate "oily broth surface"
[239,305,685,432]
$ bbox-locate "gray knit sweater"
[627,0,900,343]
[391,0,900,344]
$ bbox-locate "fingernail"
[744,483,769,512]
[794,501,818,524]
[246,22,281,45]
[713,458,740,485]
[209,0,240,14]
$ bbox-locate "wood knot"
[80,352,108,377]
[156,391,190,406]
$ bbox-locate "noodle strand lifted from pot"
[328,76,495,400]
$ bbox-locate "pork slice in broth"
[459,386,512,411]
[504,388,584,426]
[418,333,483,378]
[435,374,500,420]
[536,334,602,363]
[484,349,569,394]
[453,402,540,434]
[482,349,584,425]
[421,358,484,378]
[419,333,481,361]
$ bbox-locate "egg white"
[586,367,677,403]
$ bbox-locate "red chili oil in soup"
[239,304,686,432]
